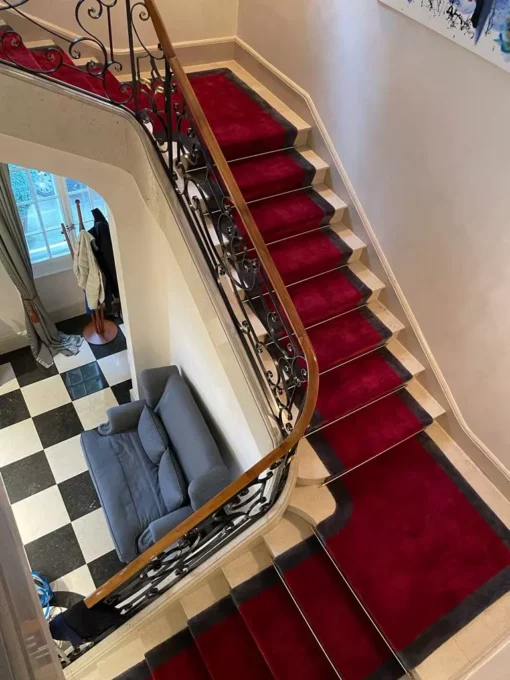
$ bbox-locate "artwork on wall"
[379,0,510,72]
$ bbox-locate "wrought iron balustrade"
[0,0,319,664]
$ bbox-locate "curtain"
[0,164,83,368]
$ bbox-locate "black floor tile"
[0,390,30,429]
[88,549,124,588]
[61,362,108,400]
[33,403,83,449]
[59,471,100,521]
[25,524,85,583]
[0,451,55,504]
[0,346,58,387]
[56,314,90,337]
[89,330,127,360]
[111,379,133,406]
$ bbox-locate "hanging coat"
[73,229,105,310]
[88,208,119,309]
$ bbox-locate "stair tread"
[188,596,273,680]
[229,149,318,202]
[190,67,299,161]
[310,344,418,430]
[275,536,403,680]
[232,567,338,680]
[287,265,373,329]
[307,388,434,476]
[235,188,339,244]
[268,226,354,286]
[146,628,210,680]
[316,432,510,668]
[308,306,393,373]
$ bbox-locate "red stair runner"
[311,347,412,429]
[189,68,298,160]
[235,189,334,244]
[267,227,352,286]
[276,538,403,680]
[230,149,316,202]
[318,433,510,668]
[232,568,338,679]
[308,389,433,475]
[146,629,210,680]
[188,597,273,680]
[307,306,392,372]
[286,267,371,330]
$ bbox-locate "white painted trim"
[174,36,236,49]
[234,36,510,484]
[8,8,235,56]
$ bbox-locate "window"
[8,164,108,276]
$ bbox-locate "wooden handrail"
[85,0,319,608]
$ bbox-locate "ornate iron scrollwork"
[0,0,308,658]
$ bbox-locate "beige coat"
[73,230,105,310]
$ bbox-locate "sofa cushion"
[81,429,167,563]
[158,449,187,513]
[138,405,169,465]
[155,372,225,484]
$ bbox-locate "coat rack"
[61,199,118,346]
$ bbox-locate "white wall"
[14,0,238,49]
[0,67,272,473]
[237,0,510,471]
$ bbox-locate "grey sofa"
[80,366,231,563]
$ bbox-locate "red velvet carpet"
[230,149,316,202]
[188,597,273,679]
[311,347,412,429]
[277,538,403,680]
[188,68,298,160]
[318,434,510,668]
[146,629,209,680]
[232,569,338,679]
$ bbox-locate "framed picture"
[379,1,510,72]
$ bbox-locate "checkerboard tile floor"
[0,314,132,600]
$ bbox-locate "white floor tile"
[45,435,88,484]
[21,375,71,417]
[0,363,19,396]
[12,486,70,544]
[98,350,131,386]
[0,419,42,467]
[73,388,118,430]
[51,564,96,597]
[54,342,96,374]
[72,508,115,563]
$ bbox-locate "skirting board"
[231,35,510,496]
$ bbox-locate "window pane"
[25,232,48,263]
[90,190,108,216]
[19,203,41,235]
[70,191,92,225]
[30,169,57,198]
[39,198,64,231]
[9,166,32,204]
[66,177,87,193]
[46,227,69,259]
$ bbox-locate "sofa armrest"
[98,399,146,435]
[138,506,194,552]
[188,466,231,511]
